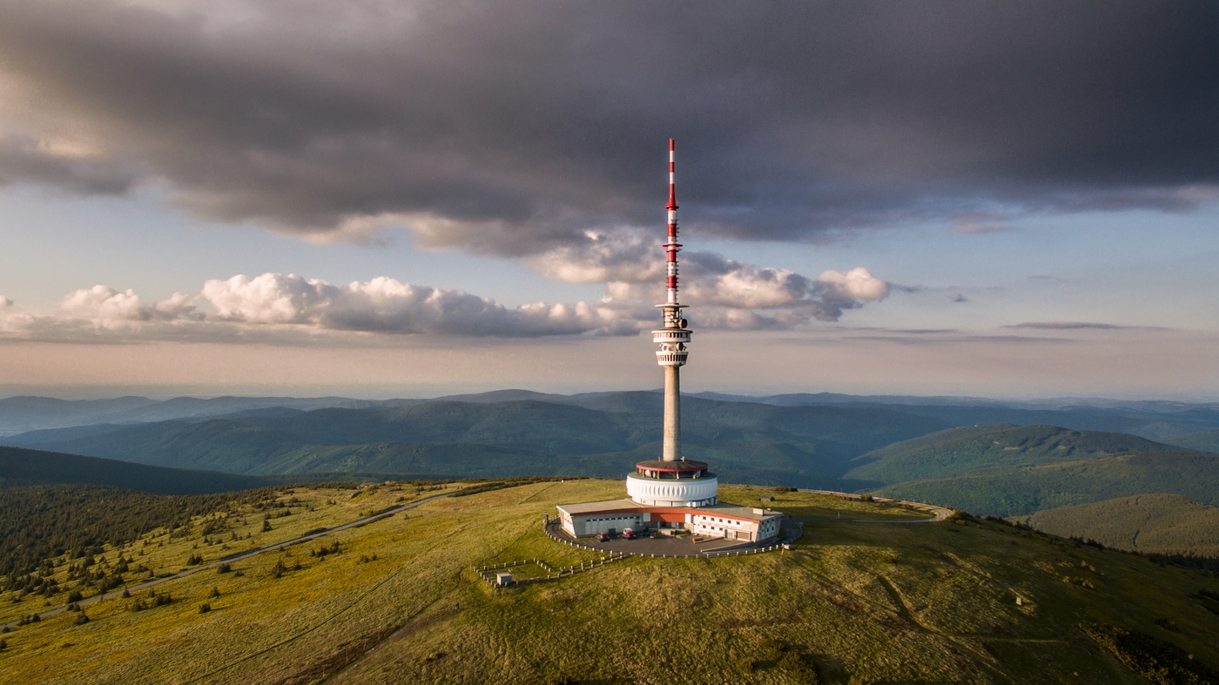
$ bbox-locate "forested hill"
[1024,494,1219,557]
[846,423,1179,485]
[843,424,1219,518]
[2,396,951,488]
[0,446,272,495]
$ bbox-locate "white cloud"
[525,231,662,285]
[0,295,33,334]
[522,234,890,326]
[3,260,890,343]
[200,273,641,337]
[58,285,199,328]
[816,267,889,303]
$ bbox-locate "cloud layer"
[0,0,1215,258]
[0,259,892,343]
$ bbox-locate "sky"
[1,1,1217,400]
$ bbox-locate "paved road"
[2,491,452,630]
[796,489,954,523]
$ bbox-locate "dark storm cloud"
[0,0,1216,252]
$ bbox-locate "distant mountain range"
[6,390,1219,555]
[6,390,1219,438]
[0,393,950,488]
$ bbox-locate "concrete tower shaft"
[653,139,690,462]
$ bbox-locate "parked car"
[622,528,636,539]
[596,532,611,542]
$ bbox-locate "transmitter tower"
[625,139,718,508]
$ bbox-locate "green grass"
[0,482,454,628]
[720,486,935,521]
[1,479,1217,684]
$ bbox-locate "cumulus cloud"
[0,0,1214,256]
[2,258,890,343]
[58,285,200,328]
[200,273,640,337]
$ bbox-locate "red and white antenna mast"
[666,138,680,304]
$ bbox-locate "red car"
[622,529,636,539]
[596,532,610,542]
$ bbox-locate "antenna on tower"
[665,138,680,305]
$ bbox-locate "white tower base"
[626,472,718,508]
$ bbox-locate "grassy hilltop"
[1,480,1217,684]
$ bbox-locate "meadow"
[0,480,1215,684]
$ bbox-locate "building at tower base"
[555,499,782,542]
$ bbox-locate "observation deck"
[626,458,718,507]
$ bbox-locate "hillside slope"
[846,423,1177,485]
[0,446,272,495]
[1025,494,1219,557]
[1,481,1217,684]
[878,450,1219,517]
[1161,428,1219,454]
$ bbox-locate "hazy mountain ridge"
[6,390,1219,439]
[879,450,1219,518]
[0,395,396,436]
[846,424,1179,485]
[0,446,273,495]
[1160,428,1219,454]
[1,395,950,486]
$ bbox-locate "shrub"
[778,650,821,683]
[269,560,286,579]
[262,520,273,532]
[216,563,232,574]
[73,612,89,625]
[760,638,786,662]
[186,553,204,566]
[66,590,83,604]
[208,586,221,598]
[0,638,7,650]
[198,603,211,613]
[1154,618,1179,632]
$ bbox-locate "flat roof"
[634,459,708,473]
[556,500,782,523]
[556,499,644,515]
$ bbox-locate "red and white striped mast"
[654,138,691,462]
